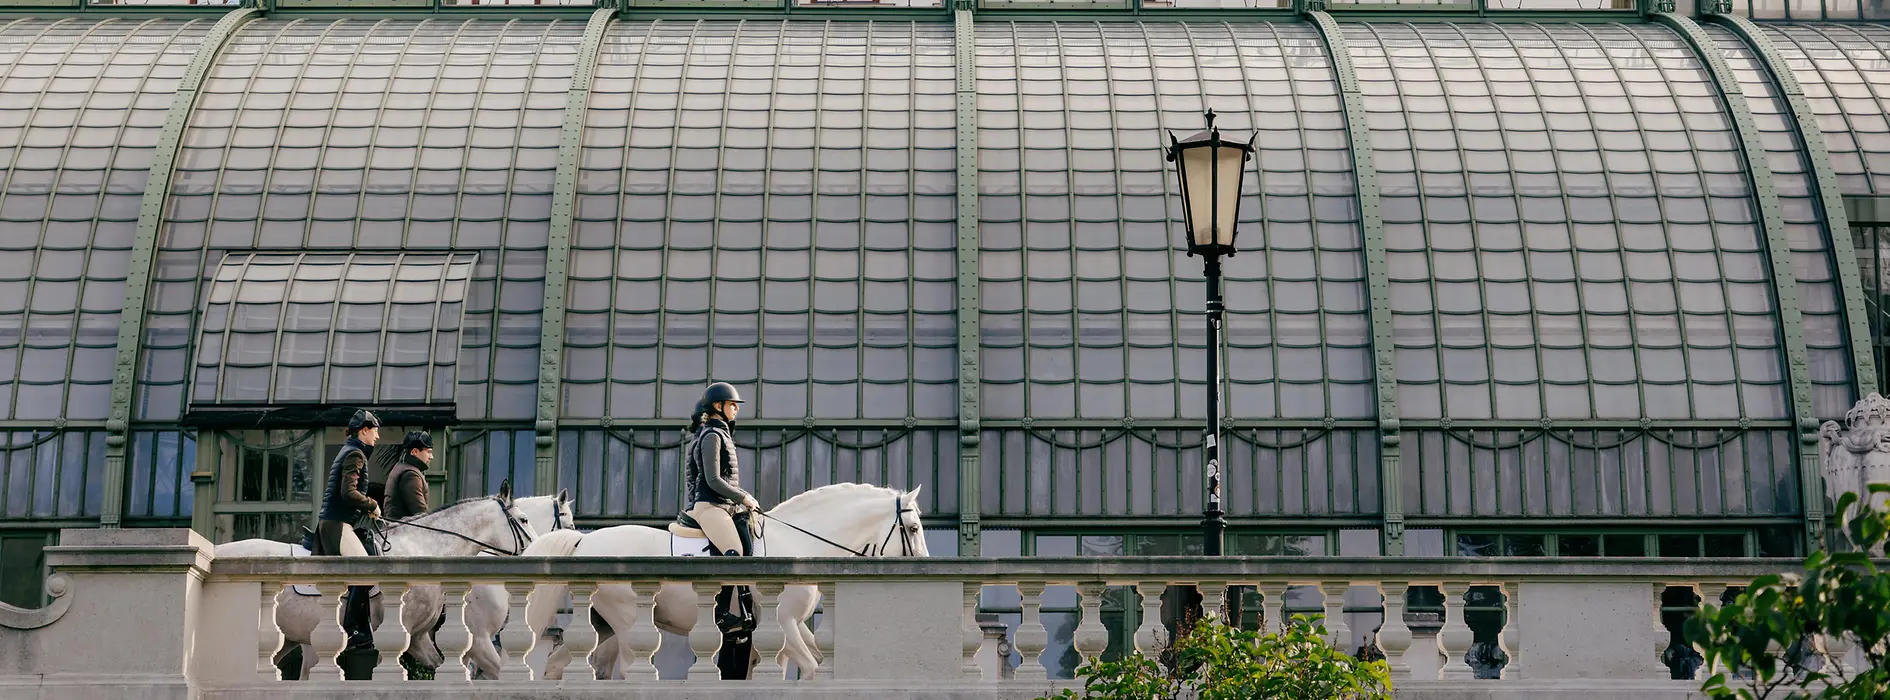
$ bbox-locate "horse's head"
[515,488,575,533]
[468,478,542,555]
[766,483,931,558]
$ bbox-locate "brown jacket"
[383,455,430,521]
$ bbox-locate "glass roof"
[1759,23,1890,198]
[974,22,1371,421]
[191,252,476,408]
[0,16,1876,428]
[0,18,209,423]
[567,20,959,421]
[1705,24,1853,421]
[1346,21,1786,421]
[140,18,586,422]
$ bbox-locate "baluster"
[814,583,836,680]
[1500,580,1521,679]
[1320,581,1352,651]
[1259,582,1288,635]
[310,582,348,680]
[751,581,788,680]
[622,582,662,679]
[1826,631,1854,676]
[1012,582,1049,680]
[1377,581,1413,681]
[1132,582,1167,660]
[1199,580,1227,624]
[371,581,411,682]
[1073,582,1109,665]
[257,583,284,681]
[562,582,601,682]
[962,582,983,678]
[435,582,474,681]
[1436,581,1473,680]
[1692,582,1729,680]
[499,581,535,679]
[686,581,725,681]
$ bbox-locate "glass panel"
[1350,23,1787,420]
[1603,534,1647,557]
[1559,534,1600,557]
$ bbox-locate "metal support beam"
[953,1,982,556]
[1845,195,1890,226]
[1705,12,1879,400]
[1654,13,1825,550]
[536,6,618,498]
[1305,10,1402,555]
[102,6,262,529]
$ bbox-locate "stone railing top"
[203,554,1808,583]
[45,527,213,574]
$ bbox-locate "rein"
[369,497,534,556]
[754,496,917,558]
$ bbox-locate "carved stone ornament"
[0,572,72,630]
[1819,393,1890,513]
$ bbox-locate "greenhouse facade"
[3,0,1890,625]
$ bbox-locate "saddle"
[289,527,381,599]
[668,512,758,639]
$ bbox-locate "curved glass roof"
[568,20,959,422]
[1704,24,1853,421]
[140,18,586,421]
[1761,23,1890,197]
[0,18,208,422]
[0,14,1880,431]
[974,22,1370,421]
[1346,21,1785,422]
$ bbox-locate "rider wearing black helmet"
[317,409,384,652]
[682,382,760,557]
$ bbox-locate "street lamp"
[1166,108,1254,622]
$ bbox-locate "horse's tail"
[523,528,585,557]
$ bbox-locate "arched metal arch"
[1304,10,1404,554]
[102,6,265,529]
[1651,12,1825,546]
[1703,12,1879,400]
[536,7,622,496]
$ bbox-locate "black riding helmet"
[695,382,745,423]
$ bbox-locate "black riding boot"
[343,585,375,651]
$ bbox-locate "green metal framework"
[536,6,619,499]
[1305,9,1402,554]
[953,1,982,554]
[1702,12,1881,400]
[100,5,262,528]
[1652,11,1824,547]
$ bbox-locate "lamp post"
[1166,108,1254,625]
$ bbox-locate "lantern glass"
[1177,141,1249,252]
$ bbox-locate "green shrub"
[1039,613,1391,700]
[1684,485,1890,700]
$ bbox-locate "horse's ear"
[498,478,512,501]
[906,484,923,502]
[558,488,570,504]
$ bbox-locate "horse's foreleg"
[402,585,446,672]
[462,584,507,680]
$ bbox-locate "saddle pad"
[668,532,765,557]
[283,546,381,598]
[671,533,713,557]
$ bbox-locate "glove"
[742,494,761,511]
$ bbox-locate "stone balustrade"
[0,528,1822,700]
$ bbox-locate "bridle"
[754,496,919,558]
[368,496,536,556]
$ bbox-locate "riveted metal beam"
[102,6,263,529]
[1705,13,1879,401]
[536,6,618,497]
[1653,13,1825,550]
[953,1,982,555]
[1305,10,1402,555]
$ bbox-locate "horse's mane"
[767,482,908,520]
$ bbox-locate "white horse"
[512,483,930,680]
[214,482,542,680]
[455,491,576,679]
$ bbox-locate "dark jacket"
[684,419,751,506]
[319,437,378,523]
[383,453,430,521]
